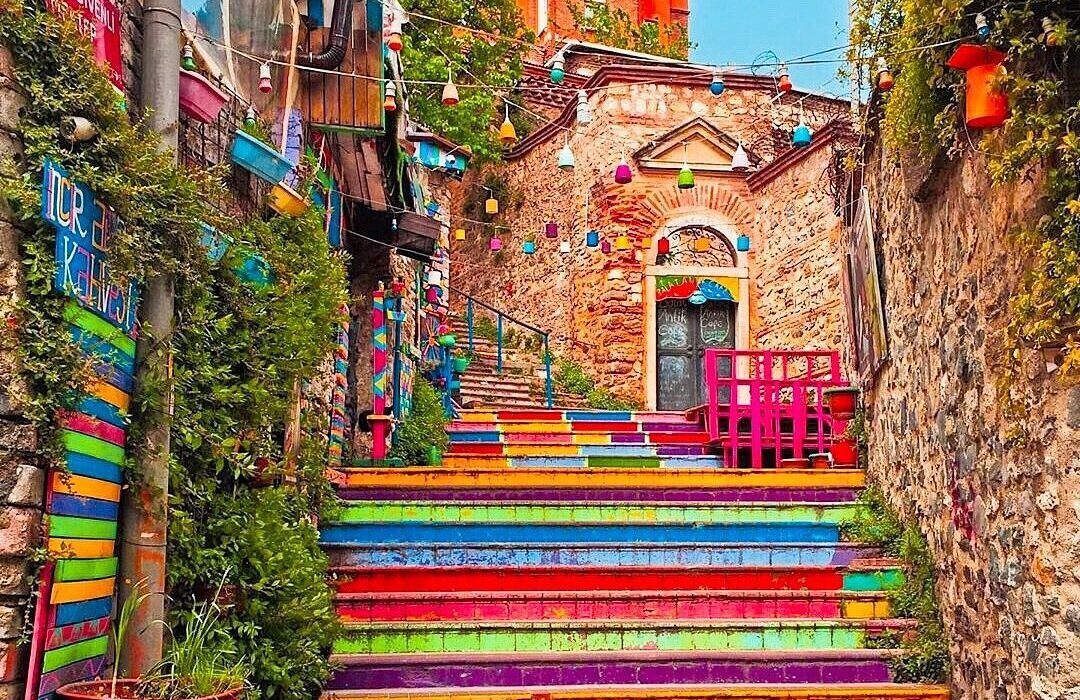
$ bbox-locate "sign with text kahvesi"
[45,0,124,91]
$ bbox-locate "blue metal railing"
[451,286,553,409]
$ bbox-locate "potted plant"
[779,457,810,469]
[268,182,310,217]
[179,70,229,124]
[829,434,859,468]
[808,452,832,470]
[57,582,248,700]
[453,353,470,374]
[230,129,293,184]
[822,386,859,420]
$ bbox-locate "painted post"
[496,314,503,374]
[442,346,454,418]
[390,292,404,424]
[370,285,389,462]
[543,334,553,408]
[466,298,474,353]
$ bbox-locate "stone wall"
[860,142,1080,699]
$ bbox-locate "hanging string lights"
[614,158,633,184]
[386,19,404,51]
[677,143,695,189]
[484,188,499,215]
[737,233,751,252]
[454,228,466,241]
[792,113,813,147]
[615,234,630,251]
[709,71,725,96]
[975,12,990,42]
[441,69,459,106]
[875,57,894,92]
[545,222,559,239]
[523,238,536,254]
[181,42,197,71]
[383,80,397,111]
[586,229,600,248]
[258,62,273,93]
[550,56,566,84]
[601,239,612,254]
[694,235,710,252]
[489,231,503,251]
[1042,17,1060,47]
[657,236,671,255]
[499,102,517,146]
[558,136,576,171]
[560,240,571,254]
[731,142,750,171]
[777,63,792,92]
[243,105,257,129]
[576,90,592,124]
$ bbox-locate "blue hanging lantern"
[975,12,990,42]
[709,71,725,96]
[523,240,536,254]
[792,119,812,147]
[586,229,600,248]
[550,57,565,84]
[736,233,751,252]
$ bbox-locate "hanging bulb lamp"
[875,57,894,92]
[485,196,499,215]
[545,222,559,239]
[1042,17,1059,47]
[258,62,273,94]
[792,119,813,147]
[489,234,502,251]
[778,63,792,92]
[499,104,517,146]
[638,235,652,250]
[601,239,612,254]
[454,228,466,241]
[558,141,576,171]
[709,72,725,95]
[560,240,571,254]
[576,90,592,124]
[615,234,630,251]
[736,233,751,252]
[243,106,257,129]
[694,236,711,253]
[946,44,1008,129]
[441,70,459,106]
[523,239,536,254]
[677,144,695,189]
[181,42,197,71]
[975,12,990,42]
[550,57,566,84]
[614,158,633,184]
[386,22,404,51]
[427,269,442,285]
[657,237,671,255]
[731,142,750,171]
[586,229,600,247]
[383,81,397,112]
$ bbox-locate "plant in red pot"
[58,581,248,700]
[829,410,866,468]
[822,386,860,420]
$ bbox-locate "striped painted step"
[332,619,914,655]
[445,444,714,458]
[336,487,862,503]
[331,566,904,594]
[325,649,906,689]
[323,683,949,699]
[334,590,892,622]
[454,411,695,423]
[324,542,880,568]
[439,456,726,469]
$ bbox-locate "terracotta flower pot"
[822,386,859,420]
[809,452,833,470]
[778,458,810,470]
[179,70,229,124]
[57,680,243,700]
[829,438,858,467]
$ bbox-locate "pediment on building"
[633,117,755,173]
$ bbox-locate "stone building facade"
[515,0,689,47]
[452,48,854,409]
[857,141,1080,697]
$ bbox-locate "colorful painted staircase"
[321,410,949,700]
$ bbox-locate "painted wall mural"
[655,275,739,304]
[27,161,136,699]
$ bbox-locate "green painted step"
[55,557,118,582]
[332,620,902,655]
[48,514,118,540]
[334,503,860,526]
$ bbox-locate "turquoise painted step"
[319,521,840,545]
[333,502,858,525]
[331,619,901,655]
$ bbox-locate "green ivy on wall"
[0,2,345,697]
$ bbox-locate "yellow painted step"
[323,684,950,700]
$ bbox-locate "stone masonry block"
[0,606,22,640]
[0,508,39,558]
[0,560,29,597]
[0,87,23,134]
[0,423,34,453]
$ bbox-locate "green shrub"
[554,359,595,396]
[389,377,448,465]
[585,387,639,412]
[472,315,498,343]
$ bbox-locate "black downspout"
[299,0,353,69]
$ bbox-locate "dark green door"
[656,299,735,411]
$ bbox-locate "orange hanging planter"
[946,44,1008,129]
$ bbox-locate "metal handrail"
[449,286,554,408]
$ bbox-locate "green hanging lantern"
[677,165,695,190]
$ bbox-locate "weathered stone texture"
[863,145,1080,699]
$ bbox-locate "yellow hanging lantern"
[694,236,711,252]
[615,234,630,251]
[454,228,466,241]
[499,103,517,146]
[485,197,498,215]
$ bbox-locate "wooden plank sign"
[44,0,123,90]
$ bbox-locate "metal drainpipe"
[298,0,353,69]
[118,0,180,676]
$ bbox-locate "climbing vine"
[848,1,1080,377]
[567,2,692,60]
[0,3,344,698]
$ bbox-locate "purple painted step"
[337,487,861,503]
[327,651,894,689]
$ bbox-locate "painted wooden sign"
[44,0,123,90]
[655,275,739,303]
[42,160,138,335]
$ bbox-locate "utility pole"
[118,0,180,675]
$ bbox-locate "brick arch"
[639,183,756,231]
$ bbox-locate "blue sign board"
[42,159,139,335]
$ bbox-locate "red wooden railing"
[703,349,848,468]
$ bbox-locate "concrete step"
[333,589,893,623]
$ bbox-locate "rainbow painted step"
[337,487,862,503]
[323,684,950,699]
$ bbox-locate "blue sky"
[689,0,850,98]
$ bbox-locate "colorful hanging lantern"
[545,222,559,239]
[181,42,197,71]
[383,81,397,112]
[441,70,459,106]
[615,234,630,251]
[777,63,792,92]
[736,233,751,252]
[576,90,592,124]
[792,119,813,147]
[975,12,990,42]
[485,195,499,215]
[454,228,466,241]
[586,229,600,248]
[614,158,633,184]
[677,165,695,189]
[694,236,710,253]
[243,106,257,129]
[258,62,273,94]
[390,278,406,295]
[550,57,565,84]
[386,21,404,51]
[523,239,536,254]
[638,236,652,250]
[558,141,576,171]
[601,239,612,254]
[1042,17,1060,47]
[709,71,725,96]
[731,142,750,171]
[499,104,517,146]
[875,57,894,92]
[427,269,442,285]
[559,240,571,254]
[657,236,671,255]
[489,234,502,251]
[946,44,1008,129]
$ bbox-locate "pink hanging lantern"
[657,237,671,255]
[545,222,558,238]
[601,239,612,254]
[614,159,633,184]
[489,234,502,251]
